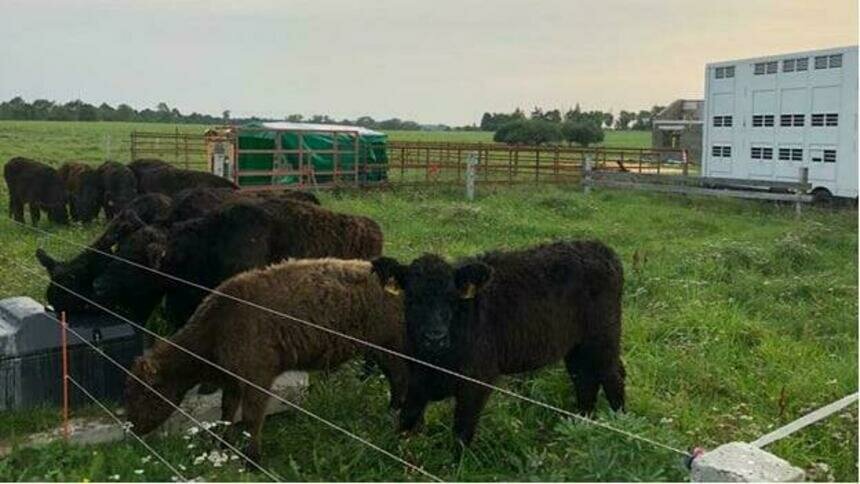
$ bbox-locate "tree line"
[0,97,665,143]
[480,105,665,132]
[0,97,452,131]
[481,104,665,146]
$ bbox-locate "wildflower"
[187,443,196,449]
[242,431,251,439]
[659,417,673,424]
[108,475,120,481]
[141,456,152,464]
[186,426,200,436]
[134,469,144,475]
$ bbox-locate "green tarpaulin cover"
[236,122,388,187]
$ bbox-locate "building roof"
[257,121,384,136]
[653,99,703,123]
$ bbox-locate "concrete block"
[690,442,805,482]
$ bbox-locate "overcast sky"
[1,0,856,125]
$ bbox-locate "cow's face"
[46,203,70,225]
[124,357,182,435]
[372,255,493,357]
[92,226,167,318]
[36,248,99,314]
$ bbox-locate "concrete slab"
[0,371,308,455]
[156,371,309,435]
[690,442,805,482]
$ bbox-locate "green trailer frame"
[207,122,389,190]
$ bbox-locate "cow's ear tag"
[384,277,402,296]
[460,283,477,300]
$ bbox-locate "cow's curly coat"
[124,258,408,461]
[372,240,625,446]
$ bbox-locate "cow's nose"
[423,329,449,348]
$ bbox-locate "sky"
[0,0,857,125]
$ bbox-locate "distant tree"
[614,110,636,130]
[115,103,135,121]
[561,121,604,147]
[494,119,561,145]
[222,110,231,122]
[542,109,562,123]
[286,113,303,122]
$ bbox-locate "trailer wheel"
[811,187,833,205]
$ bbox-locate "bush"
[493,119,562,145]
[561,121,604,147]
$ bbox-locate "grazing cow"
[165,187,320,225]
[58,162,102,223]
[371,240,625,446]
[128,158,238,196]
[124,258,409,461]
[97,161,138,219]
[156,197,382,326]
[4,157,68,225]
[35,193,173,319]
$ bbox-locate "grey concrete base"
[156,371,309,435]
[690,442,805,482]
[0,371,308,456]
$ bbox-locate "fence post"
[583,155,593,194]
[796,167,808,217]
[466,151,478,201]
[61,311,69,441]
[130,131,136,162]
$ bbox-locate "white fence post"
[583,155,593,194]
[796,167,808,217]
[465,151,478,201]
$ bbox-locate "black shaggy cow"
[85,196,381,328]
[128,158,238,196]
[165,187,320,225]
[97,161,138,219]
[371,240,625,446]
[4,157,68,225]
[157,196,381,326]
[58,162,102,223]
[35,193,173,319]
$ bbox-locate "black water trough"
[0,296,142,411]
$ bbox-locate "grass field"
[0,121,856,482]
[0,121,650,165]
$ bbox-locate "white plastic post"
[583,155,594,194]
[466,151,478,201]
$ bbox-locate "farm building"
[651,99,703,163]
[205,122,388,189]
[702,45,858,199]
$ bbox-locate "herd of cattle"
[4,156,626,461]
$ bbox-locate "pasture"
[0,121,856,482]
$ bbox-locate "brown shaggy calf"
[124,258,408,461]
[4,157,68,225]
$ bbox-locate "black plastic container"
[0,296,143,411]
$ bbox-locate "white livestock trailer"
[702,46,858,200]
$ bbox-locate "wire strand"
[6,217,690,458]
[65,375,188,481]
[12,260,442,482]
